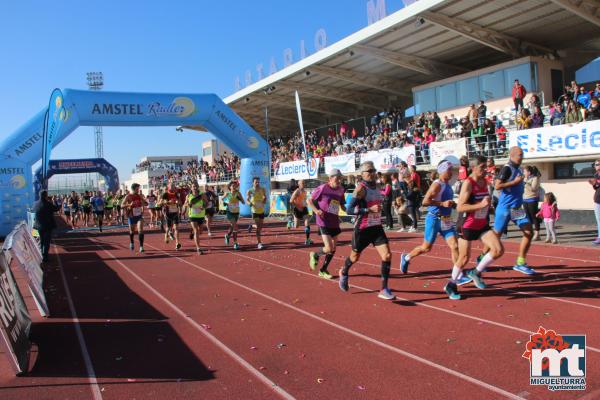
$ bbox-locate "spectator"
[483,118,496,157]
[496,124,508,155]
[523,165,542,241]
[530,105,545,128]
[594,82,600,99]
[527,94,541,111]
[566,100,583,124]
[589,159,600,245]
[588,98,600,121]
[577,86,591,118]
[517,108,532,130]
[381,174,394,230]
[33,190,60,263]
[477,100,487,127]
[550,103,565,126]
[512,79,527,113]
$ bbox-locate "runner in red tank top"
[121,183,148,253]
[451,156,505,299]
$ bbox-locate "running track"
[0,217,598,399]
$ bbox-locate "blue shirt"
[428,179,454,217]
[496,161,524,209]
[577,92,591,109]
[92,197,105,211]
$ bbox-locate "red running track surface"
[0,216,598,400]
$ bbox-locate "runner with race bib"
[290,179,313,245]
[246,177,267,250]
[121,183,148,253]
[183,182,208,254]
[223,180,245,250]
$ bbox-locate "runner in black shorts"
[204,185,217,237]
[81,191,92,227]
[340,162,395,300]
[161,183,182,249]
[290,179,313,245]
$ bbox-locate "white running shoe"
[396,228,406,233]
[208,231,213,237]
[257,243,264,250]
[407,227,417,233]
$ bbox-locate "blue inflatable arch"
[33,158,120,199]
[0,89,270,236]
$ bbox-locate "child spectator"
[537,192,560,244]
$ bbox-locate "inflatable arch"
[33,158,120,199]
[0,89,270,236]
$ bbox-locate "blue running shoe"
[444,282,461,300]
[338,269,349,292]
[378,288,395,300]
[467,269,487,289]
[513,264,536,275]
[455,275,472,286]
[400,253,410,274]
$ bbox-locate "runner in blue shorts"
[400,160,472,289]
[481,146,535,275]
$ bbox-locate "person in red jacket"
[512,79,527,114]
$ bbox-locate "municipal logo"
[307,158,319,177]
[523,326,586,391]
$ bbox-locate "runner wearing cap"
[290,179,313,245]
[246,176,267,250]
[340,161,395,300]
[223,180,245,250]
[452,155,505,299]
[183,182,208,254]
[308,169,346,279]
[399,160,472,293]
[121,183,148,253]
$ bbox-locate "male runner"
[81,191,92,227]
[290,179,313,245]
[91,191,105,232]
[183,182,208,254]
[147,189,159,227]
[246,177,267,250]
[115,190,125,225]
[204,185,217,237]
[399,160,472,287]
[451,155,505,299]
[308,169,346,279]
[104,191,115,225]
[340,161,395,300]
[67,191,79,229]
[161,183,182,249]
[223,180,245,250]
[121,183,148,252]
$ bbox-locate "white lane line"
[55,247,104,400]
[142,243,527,400]
[91,240,295,400]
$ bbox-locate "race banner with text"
[360,146,416,172]
[273,158,320,182]
[509,119,600,159]
[41,89,66,184]
[429,138,467,166]
[324,153,356,174]
[3,222,49,317]
[0,252,32,375]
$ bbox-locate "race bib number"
[327,200,340,215]
[168,205,178,213]
[229,203,240,213]
[367,212,381,227]
[474,206,489,220]
[192,205,203,214]
[132,207,142,217]
[440,216,455,231]
[254,201,264,210]
[510,207,526,221]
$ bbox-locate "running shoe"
[225,233,230,245]
[467,269,487,289]
[400,253,410,274]
[309,252,319,270]
[257,243,264,250]
[338,270,349,292]
[318,270,333,280]
[196,248,203,255]
[129,243,134,251]
[99,227,102,233]
[455,275,473,286]
[552,239,558,244]
[208,231,213,237]
[304,239,313,245]
[396,228,406,233]
[176,243,182,250]
[513,264,536,275]
[139,246,145,253]
[545,237,551,243]
[444,282,461,300]
[377,288,396,300]
[233,243,240,250]
[407,227,417,233]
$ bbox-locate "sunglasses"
[363,169,376,173]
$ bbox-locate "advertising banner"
[41,89,65,183]
[429,138,467,166]
[3,222,49,317]
[0,252,32,375]
[324,153,356,174]
[360,146,416,171]
[509,120,600,159]
[273,158,320,182]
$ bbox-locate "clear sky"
[0,0,409,181]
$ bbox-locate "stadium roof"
[221,0,600,136]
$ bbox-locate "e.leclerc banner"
[360,146,416,172]
[41,89,66,184]
[273,158,320,182]
[0,252,32,375]
[324,153,356,174]
[509,119,600,159]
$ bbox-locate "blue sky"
[0,0,409,181]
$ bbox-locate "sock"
[304,226,310,240]
[320,253,334,273]
[129,233,134,244]
[342,257,353,276]
[451,265,461,281]
[516,256,526,266]
[381,261,391,289]
[139,233,144,246]
[476,253,495,272]
[404,254,411,261]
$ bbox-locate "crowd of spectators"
[148,154,241,189]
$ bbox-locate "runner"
[146,189,159,227]
[246,176,267,249]
[223,180,245,250]
[178,185,188,223]
[308,169,346,279]
[339,162,395,300]
[115,190,126,226]
[104,191,115,225]
[92,191,105,232]
[63,196,70,222]
[183,182,208,254]
[451,155,505,299]
[81,191,92,227]
[290,179,313,245]
[204,185,217,237]
[399,160,472,288]
[161,183,182,250]
[67,191,79,229]
[480,146,535,275]
[121,183,147,252]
